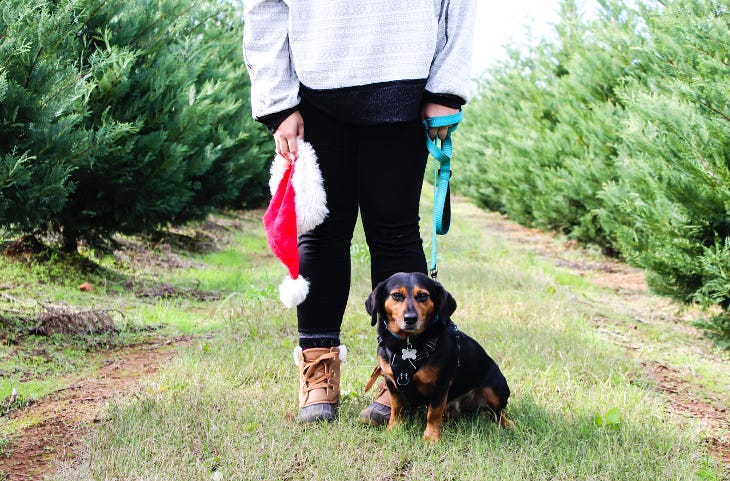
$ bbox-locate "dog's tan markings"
[484,387,502,411]
[423,397,448,442]
[499,412,515,429]
[387,389,406,431]
[378,357,394,383]
[412,286,435,321]
[482,387,514,428]
[383,286,408,337]
[414,365,441,397]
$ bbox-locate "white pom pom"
[279,275,309,308]
[292,140,328,235]
[337,344,347,362]
[293,346,303,366]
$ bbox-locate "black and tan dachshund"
[365,272,512,441]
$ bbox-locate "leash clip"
[429,267,438,280]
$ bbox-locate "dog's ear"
[365,281,386,326]
[434,282,457,320]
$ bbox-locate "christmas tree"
[0,0,271,249]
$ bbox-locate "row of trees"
[459,0,730,318]
[0,0,270,250]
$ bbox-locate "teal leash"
[423,111,463,279]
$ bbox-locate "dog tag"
[396,372,411,386]
[401,348,417,361]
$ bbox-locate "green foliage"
[460,0,645,250]
[593,407,623,430]
[0,0,92,233]
[598,0,730,308]
[0,0,271,248]
[460,0,730,326]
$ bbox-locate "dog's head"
[365,272,456,338]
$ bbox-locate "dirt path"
[0,337,192,481]
[480,212,730,472]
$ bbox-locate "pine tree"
[598,0,730,308]
[0,0,93,236]
[459,0,646,250]
[529,0,647,248]
[52,0,270,249]
[0,0,270,249]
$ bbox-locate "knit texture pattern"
[243,0,475,122]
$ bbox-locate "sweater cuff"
[422,91,465,110]
[256,106,300,134]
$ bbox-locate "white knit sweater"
[243,0,475,129]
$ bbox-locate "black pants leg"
[296,100,428,338]
[357,119,428,288]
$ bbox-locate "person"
[243,0,476,424]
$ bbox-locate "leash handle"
[423,112,462,278]
[423,112,463,164]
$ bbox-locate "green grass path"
[3,192,728,480]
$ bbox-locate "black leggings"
[296,99,428,337]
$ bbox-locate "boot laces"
[301,351,338,394]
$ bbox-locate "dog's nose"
[404,312,418,325]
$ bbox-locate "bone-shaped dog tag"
[401,348,417,361]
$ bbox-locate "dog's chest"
[380,337,445,403]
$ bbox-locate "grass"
[1,191,728,480]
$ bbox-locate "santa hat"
[263,139,328,308]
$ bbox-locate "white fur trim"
[293,345,346,365]
[292,140,328,235]
[279,275,309,308]
[268,153,290,196]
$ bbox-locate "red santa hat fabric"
[263,140,328,308]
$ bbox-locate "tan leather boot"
[294,346,344,423]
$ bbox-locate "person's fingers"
[427,126,453,141]
[287,136,299,159]
[273,111,304,161]
[276,136,290,158]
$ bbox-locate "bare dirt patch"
[645,361,730,468]
[0,337,192,481]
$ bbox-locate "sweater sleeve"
[242,0,300,124]
[425,0,476,106]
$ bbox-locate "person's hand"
[422,103,459,141]
[273,111,304,160]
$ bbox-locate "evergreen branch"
[79,0,110,34]
[132,3,197,52]
[24,47,45,89]
[695,98,730,124]
[59,140,99,167]
[39,71,92,109]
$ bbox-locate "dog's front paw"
[423,427,441,442]
[499,412,515,429]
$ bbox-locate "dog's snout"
[404,311,418,325]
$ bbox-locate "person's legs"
[357,117,429,425]
[294,99,358,422]
[296,100,358,346]
[357,118,429,287]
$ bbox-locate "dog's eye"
[415,292,430,302]
[390,292,405,302]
